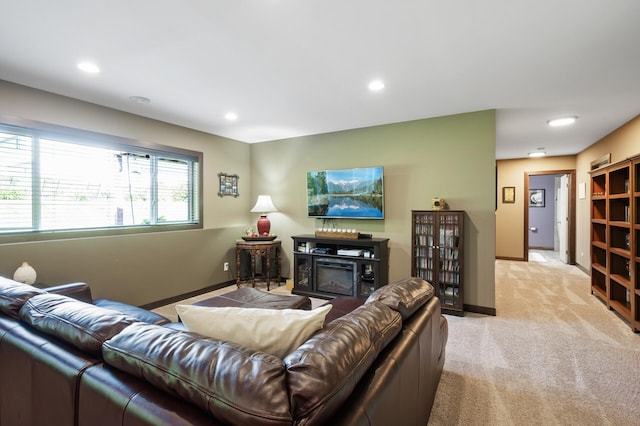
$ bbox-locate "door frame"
[524,170,576,263]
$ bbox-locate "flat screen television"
[306,166,384,219]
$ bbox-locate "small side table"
[235,240,282,291]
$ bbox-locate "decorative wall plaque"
[218,173,239,197]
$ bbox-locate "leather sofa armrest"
[44,282,94,303]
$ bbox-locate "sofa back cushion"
[18,293,139,356]
[366,277,435,320]
[175,304,332,358]
[0,276,44,319]
[102,322,293,426]
[284,301,402,425]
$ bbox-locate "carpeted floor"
[428,250,640,426]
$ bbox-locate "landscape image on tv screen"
[307,166,384,219]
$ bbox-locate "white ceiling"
[1,0,639,159]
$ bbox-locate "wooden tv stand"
[291,234,389,299]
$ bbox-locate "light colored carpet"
[428,251,640,426]
[528,252,547,262]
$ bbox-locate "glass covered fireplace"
[314,258,357,296]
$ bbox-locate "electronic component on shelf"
[312,247,333,254]
[337,249,363,257]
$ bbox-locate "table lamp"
[250,195,278,235]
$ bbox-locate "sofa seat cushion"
[0,276,45,319]
[175,304,332,358]
[18,293,139,356]
[366,277,435,320]
[285,301,402,425]
[94,298,170,325]
[102,323,292,426]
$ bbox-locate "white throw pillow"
[175,304,332,358]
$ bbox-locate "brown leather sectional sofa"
[0,275,448,426]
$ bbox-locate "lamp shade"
[250,195,278,235]
[250,195,278,213]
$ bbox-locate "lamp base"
[256,215,271,235]
[14,261,37,284]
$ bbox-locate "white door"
[558,174,569,263]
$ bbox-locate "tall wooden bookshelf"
[589,156,639,332]
[633,156,640,332]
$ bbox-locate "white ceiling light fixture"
[528,148,547,158]
[368,80,385,91]
[547,116,577,127]
[225,112,238,121]
[77,61,100,74]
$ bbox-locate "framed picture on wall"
[218,172,239,197]
[529,189,545,207]
[502,186,515,203]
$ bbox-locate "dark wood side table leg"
[276,245,281,287]
[265,247,271,291]
[250,249,257,288]
[236,247,241,287]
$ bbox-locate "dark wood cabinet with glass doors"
[411,210,464,316]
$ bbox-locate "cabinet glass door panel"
[438,213,461,308]
[295,255,312,291]
[438,213,461,248]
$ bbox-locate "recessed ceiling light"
[528,150,547,158]
[225,112,238,121]
[368,80,385,91]
[547,116,577,127]
[129,96,150,104]
[77,62,100,73]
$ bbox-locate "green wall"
[251,110,497,310]
[0,80,496,311]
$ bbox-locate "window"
[0,118,201,238]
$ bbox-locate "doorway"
[524,170,576,264]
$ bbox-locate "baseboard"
[464,304,496,316]
[141,280,235,310]
[495,255,526,261]
[576,264,590,276]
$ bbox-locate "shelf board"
[609,300,632,321]
[592,241,607,250]
[591,263,606,275]
[610,274,632,289]
[610,247,631,258]
[609,221,631,228]
[609,193,631,199]
[592,219,607,225]
[293,251,381,261]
